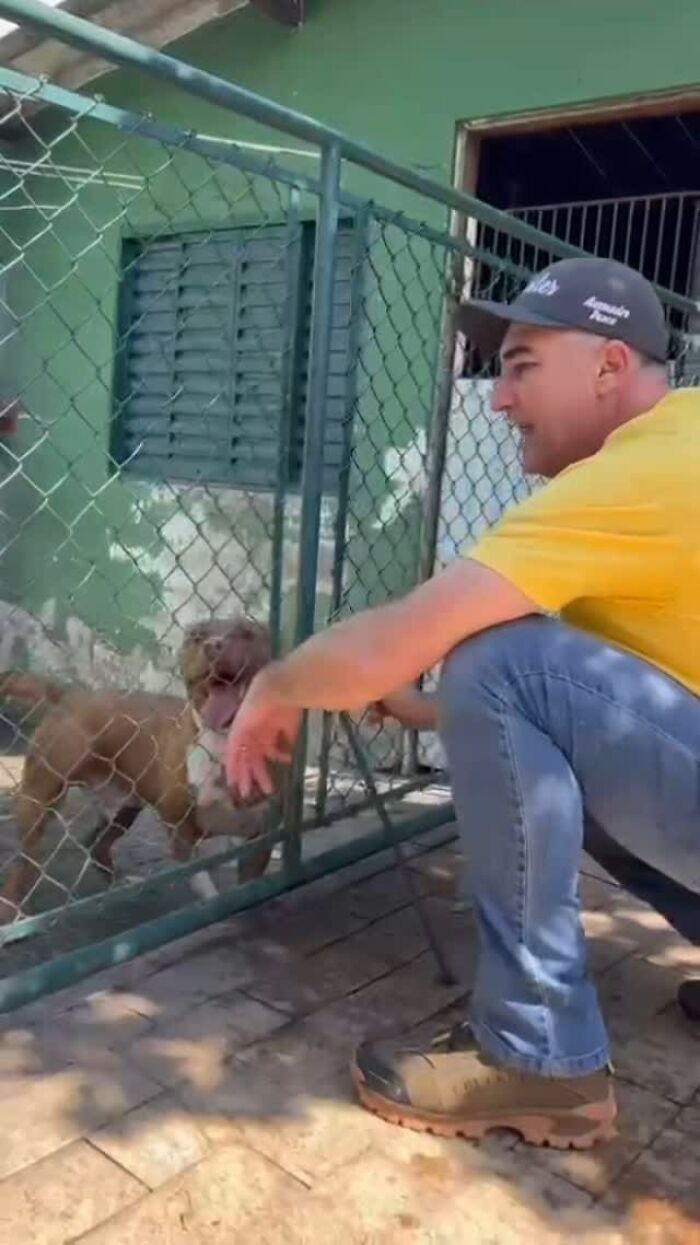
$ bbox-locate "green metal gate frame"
[0,0,696,1014]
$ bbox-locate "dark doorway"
[475,111,700,297]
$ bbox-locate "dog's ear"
[180,627,222,703]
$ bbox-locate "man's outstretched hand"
[225,671,301,801]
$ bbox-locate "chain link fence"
[0,10,695,1010]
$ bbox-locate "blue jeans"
[438,617,700,1077]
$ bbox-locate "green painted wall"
[1,0,698,689]
[102,0,700,189]
[1,131,311,674]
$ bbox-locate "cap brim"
[454,300,572,358]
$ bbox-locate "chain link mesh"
[0,63,696,998]
[0,76,325,974]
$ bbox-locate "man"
[226,257,700,1149]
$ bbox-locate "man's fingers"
[230,757,250,800]
[225,703,300,797]
[226,744,252,795]
[249,754,275,797]
[225,746,240,791]
[228,749,277,800]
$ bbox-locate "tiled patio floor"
[1,825,699,1244]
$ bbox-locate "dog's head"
[180,617,271,732]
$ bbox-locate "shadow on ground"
[0,837,699,1243]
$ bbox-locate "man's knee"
[438,615,549,722]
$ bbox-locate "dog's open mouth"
[202,672,248,732]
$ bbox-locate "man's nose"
[491,376,511,413]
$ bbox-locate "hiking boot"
[351,1021,616,1150]
[677,979,700,1022]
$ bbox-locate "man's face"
[491,325,604,477]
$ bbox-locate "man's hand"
[225,668,301,801]
[368,685,438,731]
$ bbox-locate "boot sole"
[351,1062,617,1150]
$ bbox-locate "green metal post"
[314,207,367,821]
[282,141,341,875]
[408,228,468,773]
[269,191,302,659]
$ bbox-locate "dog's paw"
[190,870,219,902]
[101,870,142,891]
[93,859,116,881]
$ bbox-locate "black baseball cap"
[456,257,668,362]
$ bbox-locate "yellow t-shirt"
[470,387,700,695]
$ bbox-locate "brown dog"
[0,618,279,923]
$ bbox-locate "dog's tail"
[0,672,65,709]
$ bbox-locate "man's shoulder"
[516,390,698,523]
[513,444,656,519]
[608,386,700,447]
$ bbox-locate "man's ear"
[596,339,633,393]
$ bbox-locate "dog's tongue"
[202,685,238,731]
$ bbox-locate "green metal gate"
[0,0,695,1012]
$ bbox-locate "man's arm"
[226,559,537,796]
[262,558,537,711]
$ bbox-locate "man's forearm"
[260,595,431,711]
[257,559,536,713]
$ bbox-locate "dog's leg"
[172,825,219,903]
[0,763,66,922]
[160,793,219,902]
[189,866,220,902]
[89,800,142,880]
[237,836,274,884]
[235,801,280,884]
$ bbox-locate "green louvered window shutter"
[112,221,361,492]
[112,225,300,489]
